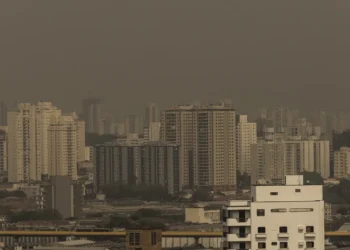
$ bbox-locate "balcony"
[278,233,289,238]
[226,218,251,226]
[304,232,316,238]
[226,233,251,242]
[255,233,267,239]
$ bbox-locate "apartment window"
[129,232,141,245]
[270,192,278,195]
[306,226,314,233]
[271,242,277,246]
[258,242,266,249]
[280,242,288,249]
[279,226,288,233]
[271,208,287,213]
[257,209,265,216]
[306,242,314,248]
[295,189,301,192]
[151,232,157,245]
[258,227,266,233]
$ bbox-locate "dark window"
[258,227,266,233]
[271,208,287,213]
[271,242,277,246]
[270,192,278,195]
[258,242,266,249]
[151,232,157,245]
[280,242,288,248]
[280,226,288,233]
[295,189,301,192]
[257,209,265,216]
[306,226,314,233]
[306,242,314,248]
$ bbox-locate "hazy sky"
[1,1,350,118]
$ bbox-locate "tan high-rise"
[7,102,85,182]
[161,103,236,190]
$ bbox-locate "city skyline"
[1,1,350,117]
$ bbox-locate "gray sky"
[1,1,350,118]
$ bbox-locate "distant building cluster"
[0,98,346,214]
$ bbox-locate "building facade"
[0,128,7,173]
[144,103,160,126]
[82,98,101,134]
[222,175,324,250]
[39,176,82,219]
[160,103,236,190]
[334,147,350,179]
[236,115,257,174]
[8,102,84,182]
[93,143,180,194]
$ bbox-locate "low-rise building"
[185,206,221,224]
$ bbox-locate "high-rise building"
[334,147,350,179]
[82,98,101,133]
[126,115,141,134]
[140,142,180,195]
[8,102,84,182]
[48,115,78,180]
[236,115,257,174]
[272,107,292,133]
[222,175,324,250]
[143,121,161,143]
[39,176,82,219]
[145,103,160,126]
[251,138,330,184]
[93,142,180,194]
[0,101,7,126]
[0,127,7,173]
[161,103,236,190]
[251,139,285,184]
[258,108,269,120]
[100,114,115,134]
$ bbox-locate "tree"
[85,133,117,146]
[192,187,213,202]
[8,209,62,222]
[134,209,161,218]
[237,171,251,190]
[303,171,323,185]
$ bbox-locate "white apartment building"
[8,102,85,182]
[236,115,257,174]
[161,103,236,190]
[223,175,324,250]
[48,115,78,180]
[251,138,330,184]
[334,147,350,179]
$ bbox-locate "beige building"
[334,147,350,179]
[236,115,256,174]
[251,138,330,184]
[161,103,236,190]
[0,127,7,173]
[8,102,85,182]
[185,206,221,224]
[48,115,78,180]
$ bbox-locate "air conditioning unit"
[298,225,304,232]
[298,241,304,248]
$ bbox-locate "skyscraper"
[125,114,141,134]
[0,128,7,173]
[48,115,79,180]
[161,103,236,190]
[272,107,292,133]
[82,98,101,133]
[144,103,160,126]
[334,147,350,179]
[7,102,84,182]
[0,101,7,126]
[236,115,257,174]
